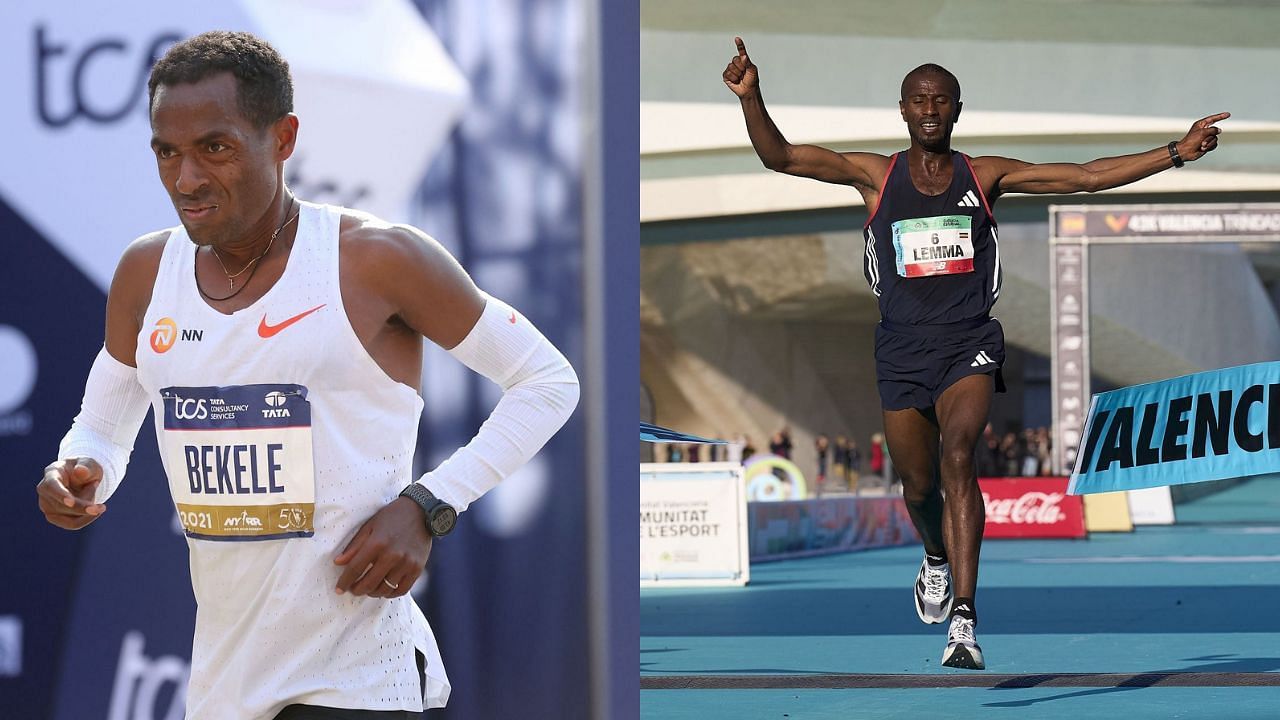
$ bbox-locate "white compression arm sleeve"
[57,347,152,504]
[417,294,580,512]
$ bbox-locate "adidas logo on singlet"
[958,190,980,208]
[970,351,995,367]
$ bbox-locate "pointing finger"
[38,471,104,515]
[735,36,748,59]
[69,457,103,488]
[1199,111,1230,128]
[41,471,77,508]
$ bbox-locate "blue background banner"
[1,1,632,718]
[1069,362,1280,495]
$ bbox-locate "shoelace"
[949,615,976,645]
[923,564,949,601]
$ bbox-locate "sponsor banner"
[0,199,121,718]
[1050,240,1088,474]
[640,463,748,586]
[1127,485,1176,525]
[1069,362,1280,495]
[1084,492,1135,532]
[0,0,465,291]
[748,496,919,562]
[1055,204,1280,240]
[979,477,1085,539]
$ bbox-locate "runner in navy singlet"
[723,35,1228,669]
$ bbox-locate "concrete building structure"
[640,0,1280,482]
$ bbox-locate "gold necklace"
[197,200,299,302]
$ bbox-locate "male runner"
[35,32,579,718]
[723,37,1225,669]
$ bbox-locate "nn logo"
[150,318,203,354]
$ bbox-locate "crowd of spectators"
[976,424,1056,477]
[655,422,1058,483]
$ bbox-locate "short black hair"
[148,31,293,129]
[901,63,961,102]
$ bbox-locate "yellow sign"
[1083,491,1133,532]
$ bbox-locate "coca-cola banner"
[980,477,1086,539]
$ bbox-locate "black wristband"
[1167,141,1185,168]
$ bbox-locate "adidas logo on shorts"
[970,351,995,367]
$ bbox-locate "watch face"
[430,506,458,536]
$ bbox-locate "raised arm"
[723,37,885,189]
[979,112,1229,198]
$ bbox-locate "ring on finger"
[382,578,399,591]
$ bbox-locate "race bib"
[892,215,975,278]
[160,384,315,541]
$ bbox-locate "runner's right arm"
[36,234,165,530]
[724,37,885,189]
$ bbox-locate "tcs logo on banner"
[34,26,182,128]
[150,318,203,354]
[107,631,189,720]
[173,395,208,421]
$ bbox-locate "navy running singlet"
[862,151,1002,326]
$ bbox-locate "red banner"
[979,477,1085,539]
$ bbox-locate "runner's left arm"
[981,112,1228,197]
[360,225,580,512]
[334,224,579,598]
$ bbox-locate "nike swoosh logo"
[258,304,327,338]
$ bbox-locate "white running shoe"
[941,612,985,670]
[913,557,952,624]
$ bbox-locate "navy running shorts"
[874,316,1007,411]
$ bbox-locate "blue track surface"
[641,480,1280,719]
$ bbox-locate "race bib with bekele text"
[892,215,975,278]
[160,384,315,541]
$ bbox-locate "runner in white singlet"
[36,31,578,720]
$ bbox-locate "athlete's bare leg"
[882,406,944,558]
[933,373,994,601]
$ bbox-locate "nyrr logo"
[150,318,203,354]
[223,510,263,530]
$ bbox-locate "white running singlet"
[134,201,449,719]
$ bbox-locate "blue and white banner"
[1068,362,1280,495]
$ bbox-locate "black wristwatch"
[399,483,458,537]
